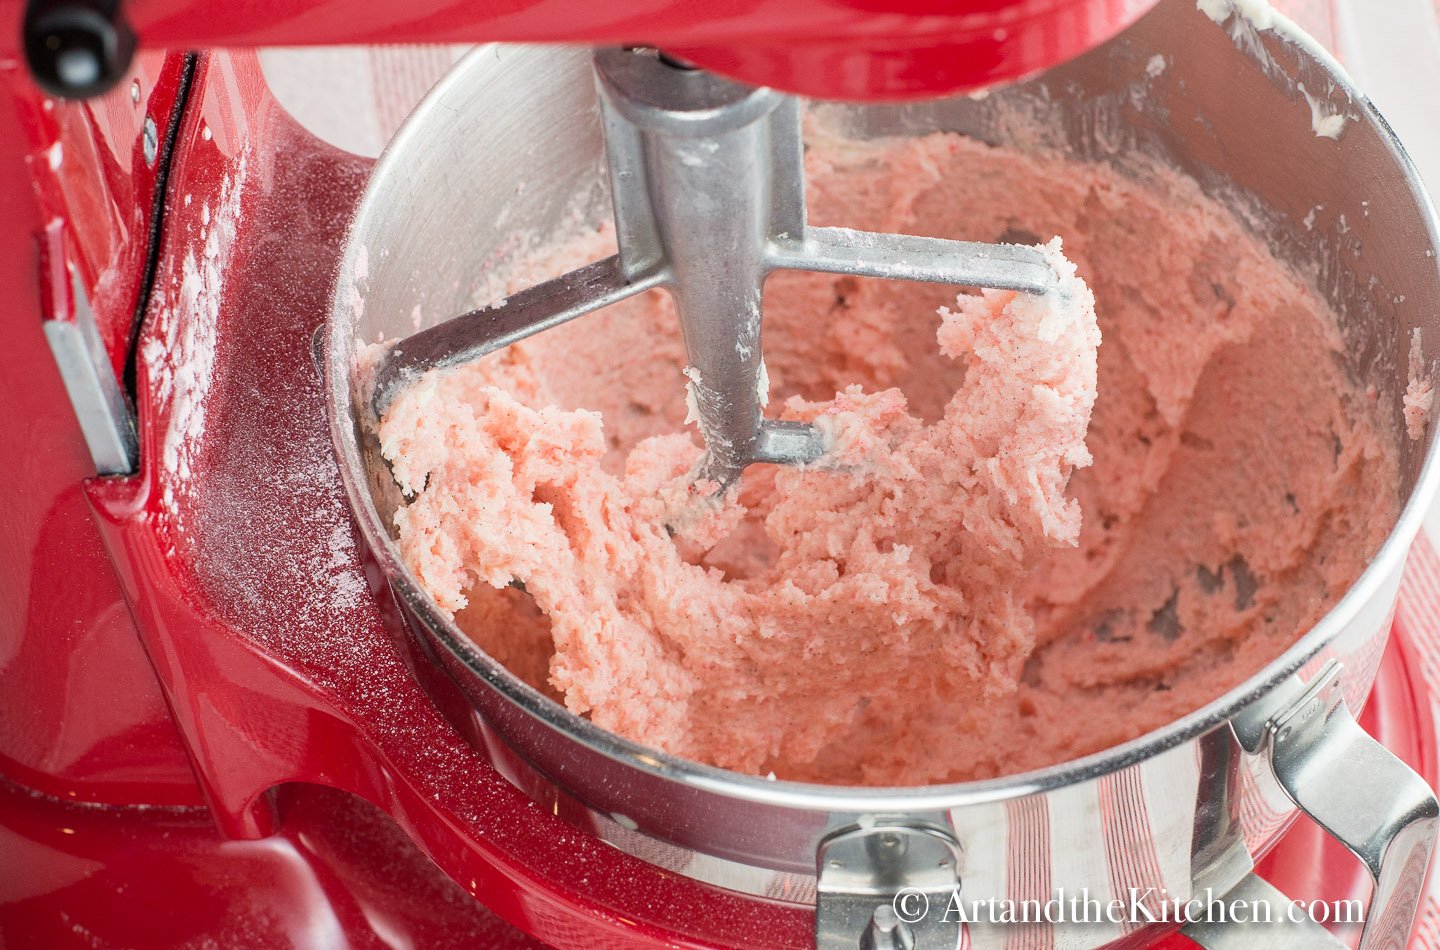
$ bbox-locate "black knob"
[23,0,136,99]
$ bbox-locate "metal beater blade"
[370,48,1058,489]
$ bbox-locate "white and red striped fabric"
[1397,531,1440,949]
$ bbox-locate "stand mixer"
[4,0,1440,948]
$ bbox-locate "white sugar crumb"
[325,523,369,605]
[1197,0,1229,21]
[1405,327,1433,441]
[1198,0,1275,30]
[682,366,702,427]
[757,359,770,408]
[1201,0,1346,139]
[1299,83,1347,140]
[348,245,369,326]
[1145,55,1167,78]
[46,141,63,170]
[1197,0,1313,63]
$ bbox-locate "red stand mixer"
[3,0,1440,947]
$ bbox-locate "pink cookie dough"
[373,127,1398,786]
[1405,328,1433,441]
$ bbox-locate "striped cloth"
[1398,531,1440,949]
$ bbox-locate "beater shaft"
[596,51,799,484]
[371,48,1058,490]
[594,50,1057,487]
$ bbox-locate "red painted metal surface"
[0,0,1155,101]
[0,780,549,949]
[0,58,200,808]
[9,50,189,379]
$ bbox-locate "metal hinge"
[1185,659,1439,949]
[815,820,963,949]
[41,231,138,476]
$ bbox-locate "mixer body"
[10,0,1156,102]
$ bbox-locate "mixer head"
[370,47,1059,491]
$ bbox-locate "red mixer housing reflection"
[0,0,1433,946]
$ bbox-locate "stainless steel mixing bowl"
[327,1,1440,946]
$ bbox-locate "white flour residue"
[140,153,248,529]
[236,453,371,617]
[1145,54,1167,78]
[325,523,370,607]
[348,244,369,328]
[1405,327,1434,441]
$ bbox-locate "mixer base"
[1,626,1431,949]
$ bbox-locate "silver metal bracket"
[43,262,139,475]
[816,820,962,950]
[1184,659,1439,949]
